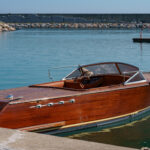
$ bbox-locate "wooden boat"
[0,62,150,134]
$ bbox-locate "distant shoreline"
[1,14,150,31]
[1,14,150,23]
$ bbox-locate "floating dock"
[133,38,150,43]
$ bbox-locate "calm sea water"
[0,29,150,148]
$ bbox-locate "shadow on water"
[59,116,150,149]
[50,111,150,149]
[140,43,143,56]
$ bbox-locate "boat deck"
[0,86,81,103]
[0,72,150,104]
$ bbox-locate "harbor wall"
[0,14,150,23]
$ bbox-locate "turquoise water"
[0,29,150,148]
[1,29,150,90]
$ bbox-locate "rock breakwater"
[0,22,16,32]
[8,22,150,29]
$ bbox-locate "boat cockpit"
[31,62,147,90]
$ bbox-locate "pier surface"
[0,128,137,150]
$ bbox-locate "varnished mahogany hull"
[0,84,150,133]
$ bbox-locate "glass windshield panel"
[124,71,146,85]
[127,72,145,83]
[84,64,119,75]
[118,63,138,74]
[65,63,119,79]
[65,69,81,79]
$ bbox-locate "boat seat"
[64,79,84,89]
[64,76,104,89]
[64,74,130,89]
[80,76,104,89]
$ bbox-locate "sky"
[0,0,150,14]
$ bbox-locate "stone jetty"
[0,22,15,32]
[7,22,150,29]
[0,128,137,150]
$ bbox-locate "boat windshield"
[64,62,139,80]
[123,71,146,85]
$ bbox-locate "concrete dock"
[0,128,138,150]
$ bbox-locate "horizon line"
[0,13,150,15]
